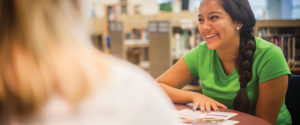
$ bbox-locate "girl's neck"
[216,38,240,64]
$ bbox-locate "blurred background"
[88,0,300,89]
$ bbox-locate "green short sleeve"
[183,45,200,78]
[257,46,291,83]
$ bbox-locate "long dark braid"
[234,28,256,113]
[218,0,256,113]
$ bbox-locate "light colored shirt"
[19,59,183,125]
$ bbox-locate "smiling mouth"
[205,34,218,39]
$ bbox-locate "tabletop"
[175,104,271,125]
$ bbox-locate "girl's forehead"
[200,0,221,8]
[199,0,224,15]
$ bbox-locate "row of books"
[263,36,300,68]
[258,27,280,37]
[124,28,149,70]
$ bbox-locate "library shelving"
[124,39,149,71]
[171,23,201,64]
[109,21,124,59]
[116,12,199,75]
[148,21,172,78]
[90,17,106,51]
[119,15,150,69]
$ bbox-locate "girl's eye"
[210,16,219,21]
[198,18,204,23]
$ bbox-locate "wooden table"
[175,104,271,125]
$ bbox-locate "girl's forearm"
[159,83,202,104]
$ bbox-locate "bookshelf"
[148,21,172,78]
[170,22,201,64]
[118,14,150,70]
[109,21,124,58]
[115,12,199,74]
[254,20,300,74]
[146,18,200,78]
[90,17,106,51]
[124,39,149,71]
[103,2,146,57]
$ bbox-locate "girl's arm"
[157,57,227,111]
[256,75,289,124]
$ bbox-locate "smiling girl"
[157,0,291,124]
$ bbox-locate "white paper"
[177,109,237,120]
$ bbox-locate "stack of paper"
[176,109,239,125]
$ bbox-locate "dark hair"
[215,0,256,113]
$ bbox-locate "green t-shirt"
[184,37,291,125]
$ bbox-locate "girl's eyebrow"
[208,11,222,15]
[198,11,222,17]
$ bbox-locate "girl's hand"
[192,94,227,112]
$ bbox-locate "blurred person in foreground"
[0,0,182,125]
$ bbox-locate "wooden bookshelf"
[114,12,198,74]
[124,39,149,70]
[148,21,172,77]
[124,40,149,48]
[108,21,124,59]
[90,17,106,51]
[290,67,300,72]
[254,20,300,36]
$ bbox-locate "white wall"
[138,0,159,15]
[129,0,159,15]
[281,0,293,19]
[293,0,300,19]
[249,0,267,19]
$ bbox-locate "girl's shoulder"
[254,37,282,55]
[255,37,278,50]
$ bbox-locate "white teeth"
[206,34,217,39]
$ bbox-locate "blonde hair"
[0,0,107,116]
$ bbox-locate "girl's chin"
[206,43,217,50]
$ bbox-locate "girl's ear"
[238,23,243,28]
[235,23,243,31]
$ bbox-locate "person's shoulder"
[104,57,182,124]
[254,37,286,66]
[106,56,159,92]
[187,42,210,54]
[109,57,154,82]
[255,37,278,50]
[184,41,213,63]
[255,37,282,54]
